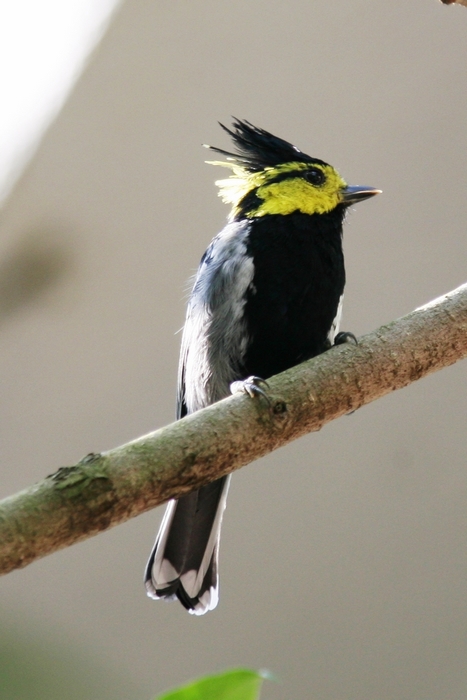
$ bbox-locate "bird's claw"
[334,331,358,347]
[230,376,271,403]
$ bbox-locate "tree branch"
[440,0,467,7]
[1,283,467,575]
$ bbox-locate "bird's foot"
[230,376,270,403]
[334,331,358,347]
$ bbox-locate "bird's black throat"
[242,210,346,380]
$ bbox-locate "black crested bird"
[145,119,380,614]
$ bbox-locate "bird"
[144,119,380,614]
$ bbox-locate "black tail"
[144,476,230,615]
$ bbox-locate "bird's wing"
[176,220,254,416]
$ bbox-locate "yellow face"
[210,161,348,219]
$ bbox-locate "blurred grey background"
[1,1,467,698]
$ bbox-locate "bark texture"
[1,283,467,575]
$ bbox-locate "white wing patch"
[327,294,344,345]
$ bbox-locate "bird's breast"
[241,211,346,379]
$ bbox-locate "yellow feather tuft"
[206,160,264,207]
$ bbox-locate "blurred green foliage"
[156,668,266,700]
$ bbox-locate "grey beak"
[341,185,382,206]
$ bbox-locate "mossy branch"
[1,283,467,575]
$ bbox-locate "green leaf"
[155,668,266,700]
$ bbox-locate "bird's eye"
[304,169,325,186]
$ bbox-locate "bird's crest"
[204,119,324,172]
[204,119,329,214]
